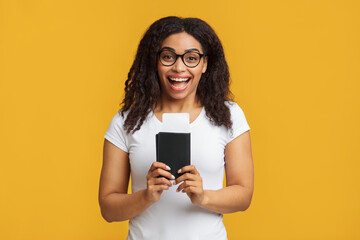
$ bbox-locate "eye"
[160,51,176,62]
[163,55,173,60]
[185,53,199,62]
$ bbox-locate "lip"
[167,75,191,92]
[168,75,191,79]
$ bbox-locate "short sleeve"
[226,102,251,144]
[104,111,129,152]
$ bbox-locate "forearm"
[200,185,253,214]
[99,189,152,222]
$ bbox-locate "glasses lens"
[159,50,176,66]
[183,52,200,67]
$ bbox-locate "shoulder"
[225,101,246,117]
[224,101,250,143]
[202,101,247,125]
[107,108,155,136]
[105,109,131,137]
[108,109,130,124]
[104,109,130,152]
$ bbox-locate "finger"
[176,180,199,192]
[149,162,171,172]
[181,186,200,194]
[150,168,175,180]
[177,165,199,176]
[148,184,170,192]
[149,177,172,187]
[176,178,202,191]
[174,172,200,185]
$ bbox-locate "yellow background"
[1,0,359,239]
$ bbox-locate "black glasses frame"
[158,49,205,68]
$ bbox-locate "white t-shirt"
[104,101,250,240]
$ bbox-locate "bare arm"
[203,130,254,213]
[175,130,254,214]
[98,139,173,222]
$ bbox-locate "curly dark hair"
[120,16,233,133]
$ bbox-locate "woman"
[99,16,254,240]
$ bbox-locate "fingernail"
[177,169,182,173]
[171,175,175,180]
[166,165,171,170]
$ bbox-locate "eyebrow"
[160,46,201,53]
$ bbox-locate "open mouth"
[167,77,191,91]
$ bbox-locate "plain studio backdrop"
[0,0,359,239]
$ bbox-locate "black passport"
[156,132,191,179]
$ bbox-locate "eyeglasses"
[158,49,205,68]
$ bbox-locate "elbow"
[99,194,129,223]
[99,196,111,222]
[237,187,253,212]
[101,212,113,223]
[99,205,115,223]
[240,201,251,212]
[99,201,128,223]
[102,215,113,223]
[240,192,253,212]
[100,206,125,223]
[99,197,120,223]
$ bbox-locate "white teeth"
[169,77,190,82]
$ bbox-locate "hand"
[145,162,175,203]
[174,165,205,206]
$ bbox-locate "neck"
[155,95,202,113]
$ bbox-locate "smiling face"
[157,32,207,103]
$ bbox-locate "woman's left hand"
[174,165,205,206]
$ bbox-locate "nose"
[171,56,187,72]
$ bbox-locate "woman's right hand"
[145,162,175,203]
